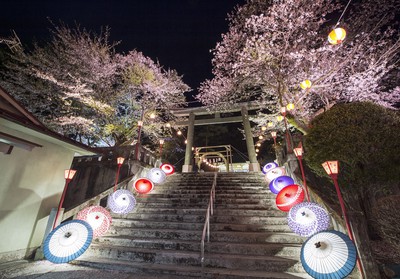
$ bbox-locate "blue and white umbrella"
[43,219,93,263]
[301,230,357,279]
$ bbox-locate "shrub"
[304,102,400,192]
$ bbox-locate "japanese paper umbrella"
[134,178,154,194]
[160,163,175,175]
[107,189,136,214]
[262,162,278,174]
[43,219,93,263]
[264,167,286,184]
[269,175,294,194]
[275,184,304,212]
[147,168,167,184]
[301,230,357,279]
[288,202,330,237]
[76,205,112,238]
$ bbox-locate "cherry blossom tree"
[0,23,189,146]
[197,0,399,132]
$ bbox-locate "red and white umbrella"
[160,163,175,175]
[76,205,112,238]
[275,184,304,212]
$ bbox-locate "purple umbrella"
[262,162,278,174]
[269,175,294,194]
[107,189,136,214]
[288,202,330,237]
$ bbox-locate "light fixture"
[293,146,310,202]
[137,120,143,127]
[267,122,273,127]
[166,123,171,128]
[256,143,261,147]
[54,169,77,229]
[258,135,263,140]
[149,112,156,119]
[114,157,125,191]
[271,131,277,147]
[116,157,125,166]
[277,115,284,121]
[177,130,182,136]
[261,126,267,131]
[286,103,295,111]
[328,28,346,45]
[300,79,312,90]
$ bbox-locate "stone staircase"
[72,172,311,278]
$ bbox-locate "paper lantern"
[328,28,346,45]
[265,167,286,183]
[76,205,112,238]
[300,80,312,90]
[107,189,136,214]
[147,168,167,184]
[269,175,294,194]
[134,178,154,194]
[262,162,278,174]
[160,163,175,175]
[276,184,304,212]
[288,202,330,237]
[286,103,295,111]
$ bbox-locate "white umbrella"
[107,189,136,214]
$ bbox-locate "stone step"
[135,202,278,210]
[151,188,271,194]
[93,236,301,257]
[136,197,276,205]
[72,257,311,278]
[106,227,203,241]
[210,231,304,244]
[79,245,305,273]
[136,193,274,199]
[111,219,292,232]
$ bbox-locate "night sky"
[0,0,246,103]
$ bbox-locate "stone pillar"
[241,106,260,172]
[182,112,195,172]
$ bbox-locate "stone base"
[182,165,192,173]
[248,163,261,172]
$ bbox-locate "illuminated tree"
[197,0,399,128]
[0,24,189,146]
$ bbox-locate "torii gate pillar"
[241,106,260,172]
[182,112,195,172]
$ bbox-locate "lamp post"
[135,120,143,160]
[159,139,164,159]
[280,107,292,153]
[322,160,365,279]
[271,131,277,147]
[293,146,310,202]
[322,161,353,240]
[53,169,77,229]
[113,157,125,192]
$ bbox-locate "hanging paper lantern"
[134,178,154,194]
[265,167,286,184]
[300,80,312,90]
[107,189,136,214]
[76,205,112,238]
[288,202,330,237]
[276,184,305,212]
[160,163,175,175]
[269,175,294,194]
[262,162,278,174]
[328,28,346,45]
[147,168,167,184]
[286,103,295,111]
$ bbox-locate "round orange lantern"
[300,80,312,90]
[328,28,346,45]
[286,103,295,111]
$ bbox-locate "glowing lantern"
[261,126,267,131]
[276,184,305,212]
[265,167,286,183]
[300,80,312,90]
[134,178,154,194]
[160,163,175,175]
[276,115,284,121]
[267,122,273,127]
[328,28,346,45]
[286,103,295,111]
[262,162,278,174]
[269,175,295,194]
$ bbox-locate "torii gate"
[171,101,262,172]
